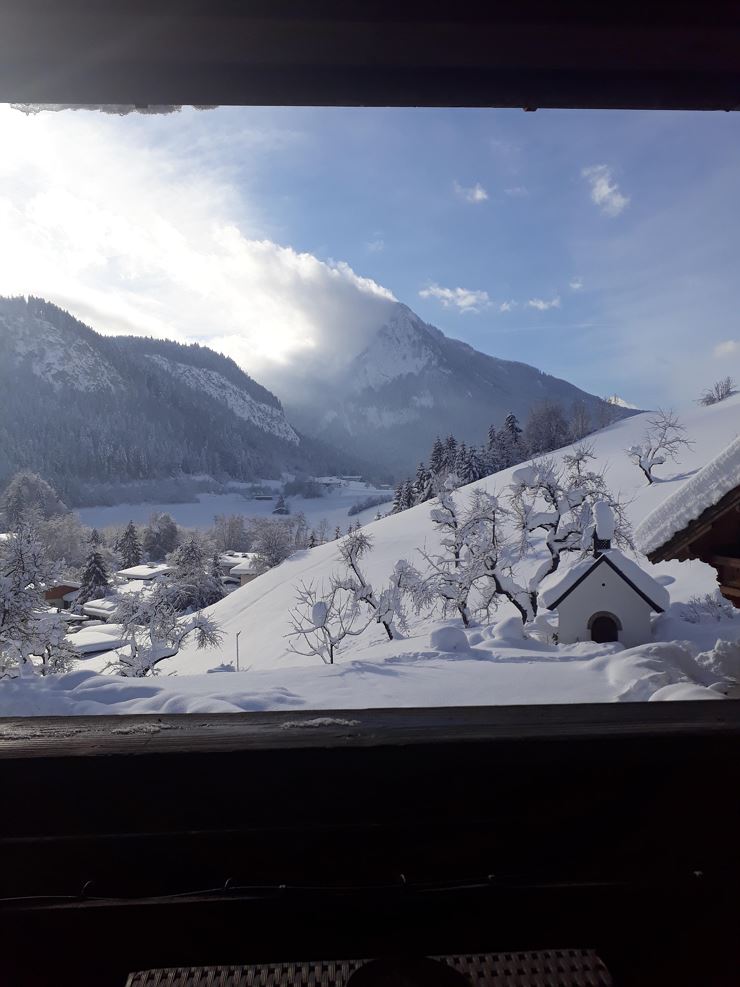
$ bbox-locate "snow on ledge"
[635,435,740,556]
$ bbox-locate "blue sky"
[0,104,738,407]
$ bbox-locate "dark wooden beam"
[2,1,740,110]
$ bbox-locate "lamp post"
[235,630,241,672]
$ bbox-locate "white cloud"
[366,238,385,253]
[527,296,561,311]
[714,339,738,357]
[419,283,490,314]
[0,105,397,400]
[499,300,517,312]
[569,278,583,290]
[453,180,489,203]
[504,186,528,197]
[582,164,630,217]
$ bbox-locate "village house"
[635,435,740,608]
[540,503,670,647]
[43,580,81,611]
[229,554,261,586]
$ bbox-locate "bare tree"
[249,518,294,572]
[111,591,222,677]
[509,449,633,612]
[0,520,77,677]
[407,485,532,626]
[286,579,373,664]
[626,408,693,484]
[337,530,402,640]
[569,400,592,442]
[699,377,736,406]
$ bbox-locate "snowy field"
[76,483,392,532]
[4,394,740,715]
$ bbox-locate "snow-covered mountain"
[144,353,299,445]
[0,296,354,502]
[284,303,636,475]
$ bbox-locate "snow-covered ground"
[76,482,392,532]
[5,394,740,715]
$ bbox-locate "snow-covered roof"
[635,435,740,556]
[67,623,125,654]
[82,597,119,619]
[539,549,670,613]
[116,562,171,580]
[230,555,260,576]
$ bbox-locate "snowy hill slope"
[166,393,740,677]
[285,303,636,475]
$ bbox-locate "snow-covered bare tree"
[626,409,693,484]
[250,518,294,571]
[337,530,404,640]
[509,450,632,611]
[117,520,142,568]
[286,578,373,664]
[38,513,91,572]
[0,522,76,677]
[111,592,222,677]
[524,401,570,456]
[569,400,592,442]
[212,514,250,553]
[699,377,735,406]
[410,484,531,627]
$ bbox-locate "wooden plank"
[1,701,739,760]
[711,555,740,570]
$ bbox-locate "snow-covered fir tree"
[429,436,446,476]
[272,494,290,515]
[117,521,142,568]
[163,537,224,612]
[0,472,68,530]
[142,512,179,561]
[495,413,525,469]
[413,461,434,504]
[76,544,110,607]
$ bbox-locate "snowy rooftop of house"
[635,435,740,556]
[116,562,171,580]
[81,597,119,618]
[538,549,670,613]
[67,623,125,655]
[219,552,252,566]
[230,554,260,576]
